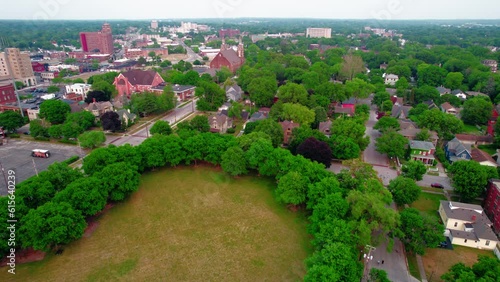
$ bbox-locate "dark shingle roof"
[220,49,242,66]
[122,70,159,86]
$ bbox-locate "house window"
[486,240,490,246]
[454,222,458,227]
[464,239,467,243]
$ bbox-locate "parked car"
[31,149,50,158]
[431,183,444,188]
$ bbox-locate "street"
[177,39,202,63]
[106,99,197,146]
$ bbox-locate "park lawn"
[422,245,495,281]
[4,166,311,282]
[410,192,447,219]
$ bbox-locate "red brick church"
[209,38,245,73]
[113,70,165,98]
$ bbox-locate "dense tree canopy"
[39,100,71,124]
[398,208,444,255]
[461,97,493,125]
[0,110,24,132]
[388,176,421,206]
[296,137,332,168]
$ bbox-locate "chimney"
[471,215,476,222]
[93,98,96,103]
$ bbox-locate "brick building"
[113,70,164,98]
[0,48,36,86]
[125,48,168,60]
[31,62,47,73]
[485,180,500,234]
[219,28,240,38]
[209,39,245,73]
[0,83,17,104]
[80,23,114,54]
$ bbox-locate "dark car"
[431,183,444,188]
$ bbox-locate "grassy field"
[2,166,311,282]
[422,245,495,281]
[410,192,447,219]
[407,253,421,281]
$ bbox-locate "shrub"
[8,133,20,138]
[62,156,80,165]
[34,136,50,141]
[226,128,236,134]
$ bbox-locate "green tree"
[254,119,284,147]
[39,99,71,124]
[248,77,278,107]
[381,100,394,112]
[372,91,391,108]
[418,109,464,139]
[0,110,25,132]
[48,124,63,139]
[398,208,444,255]
[281,103,315,126]
[329,136,361,160]
[388,176,421,206]
[62,121,84,139]
[331,118,370,151]
[221,146,248,176]
[29,119,49,138]
[374,116,400,132]
[417,64,447,87]
[414,128,431,142]
[19,202,86,251]
[47,85,60,93]
[444,72,464,90]
[276,171,308,205]
[195,81,226,111]
[402,160,427,181]
[461,97,493,125]
[376,129,408,159]
[355,104,370,116]
[414,85,441,104]
[441,256,500,282]
[65,111,95,130]
[277,83,308,105]
[94,162,140,201]
[53,177,107,217]
[449,160,496,201]
[339,54,365,81]
[369,268,391,282]
[228,102,243,119]
[100,111,121,132]
[78,131,106,149]
[149,120,172,136]
[190,115,210,133]
[345,78,375,101]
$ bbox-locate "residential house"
[423,100,438,110]
[218,102,232,112]
[319,120,332,137]
[85,100,113,117]
[482,60,498,73]
[471,148,498,167]
[440,102,458,115]
[172,84,196,101]
[384,74,399,86]
[69,101,87,113]
[445,137,472,163]
[334,98,356,116]
[379,63,388,70]
[390,95,404,106]
[209,113,233,133]
[65,83,91,99]
[248,112,267,123]
[399,119,438,146]
[27,108,40,121]
[113,70,165,98]
[116,109,137,127]
[225,84,243,102]
[466,91,488,98]
[455,134,494,146]
[452,89,467,100]
[437,86,451,96]
[439,200,498,250]
[280,120,300,145]
[391,104,412,119]
[409,140,436,165]
[385,88,397,96]
[485,180,500,234]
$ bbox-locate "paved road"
[106,99,197,146]
[0,139,82,195]
[178,39,202,63]
[418,174,453,191]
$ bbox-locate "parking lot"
[0,139,82,195]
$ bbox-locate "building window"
[464,239,467,243]
[454,222,458,227]
[486,240,490,246]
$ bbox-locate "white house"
[439,200,498,250]
[384,74,399,86]
[65,83,92,98]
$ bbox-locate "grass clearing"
[461,124,483,135]
[422,245,495,281]
[410,192,447,219]
[3,166,311,282]
[407,253,421,281]
[477,144,497,155]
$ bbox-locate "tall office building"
[0,48,36,86]
[80,23,114,54]
[306,28,332,38]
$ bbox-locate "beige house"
[85,101,114,117]
[439,200,498,250]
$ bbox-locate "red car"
[431,183,444,188]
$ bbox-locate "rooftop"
[410,140,435,151]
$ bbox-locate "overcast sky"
[1,0,499,20]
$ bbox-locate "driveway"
[0,139,82,195]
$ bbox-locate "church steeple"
[237,37,244,58]
[221,38,228,51]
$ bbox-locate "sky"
[1,0,500,20]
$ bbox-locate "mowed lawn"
[410,192,447,219]
[3,166,311,282]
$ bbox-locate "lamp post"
[363,245,376,281]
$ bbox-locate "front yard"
[410,192,447,220]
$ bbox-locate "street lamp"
[363,245,376,280]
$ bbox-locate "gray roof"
[410,140,435,151]
[446,137,471,157]
[319,120,332,135]
[172,85,196,92]
[437,86,451,94]
[248,112,267,123]
[440,201,498,241]
[391,105,412,119]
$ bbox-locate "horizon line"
[1,17,500,21]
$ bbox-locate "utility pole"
[0,160,8,189]
[32,159,39,176]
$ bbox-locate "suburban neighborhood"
[0,4,500,282]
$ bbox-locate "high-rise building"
[80,23,114,54]
[151,20,158,29]
[306,28,332,38]
[0,48,36,86]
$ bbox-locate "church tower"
[221,38,228,51]
[237,37,244,58]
